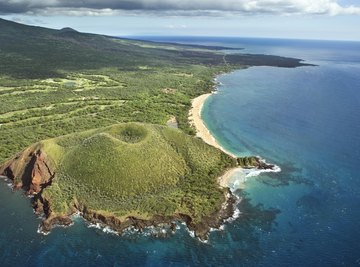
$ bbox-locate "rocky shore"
[0,146,238,241]
[0,84,278,241]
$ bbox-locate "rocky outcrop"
[186,188,237,240]
[0,146,55,194]
[237,156,275,170]
[79,192,235,241]
[1,146,237,241]
[41,215,73,232]
[33,194,236,241]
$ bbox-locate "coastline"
[0,122,239,241]
[218,168,242,188]
[188,92,237,158]
[188,78,281,190]
[188,87,243,189]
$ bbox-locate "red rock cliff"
[0,146,54,194]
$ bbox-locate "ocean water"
[1,38,360,266]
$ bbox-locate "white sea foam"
[183,225,209,243]
[58,222,74,228]
[120,224,176,238]
[6,182,14,190]
[187,229,195,238]
[244,158,281,178]
[140,226,156,237]
[224,195,242,224]
[87,222,119,235]
[37,221,74,235]
[227,158,281,192]
[247,157,281,177]
[37,226,50,236]
[1,176,14,190]
[121,226,137,236]
[228,208,241,222]
[209,225,225,233]
[88,222,102,229]
[102,226,119,235]
[245,165,281,178]
[199,238,209,244]
[70,211,83,222]
[225,201,242,223]
[208,195,242,237]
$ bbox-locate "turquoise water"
[1,38,360,266]
[201,38,360,266]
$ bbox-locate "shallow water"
[1,38,360,266]
[201,38,360,266]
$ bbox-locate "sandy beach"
[217,168,239,188]
[189,92,243,188]
[188,93,237,158]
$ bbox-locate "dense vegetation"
[0,18,307,227]
[38,123,235,221]
[0,18,308,164]
[0,18,238,163]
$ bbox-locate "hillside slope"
[0,18,227,79]
[0,19,310,239]
[0,18,310,163]
[0,18,309,79]
[0,123,237,240]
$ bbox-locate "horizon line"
[122,35,360,43]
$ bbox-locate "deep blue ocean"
[1,37,360,266]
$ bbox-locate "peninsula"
[0,18,308,240]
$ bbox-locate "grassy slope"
[0,19,307,163]
[0,18,233,162]
[0,18,308,226]
[0,19,231,79]
[39,123,235,222]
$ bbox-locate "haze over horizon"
[1,0,360,41]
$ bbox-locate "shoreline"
[188,86,243,189]
[188,92,237,158]
[0,129,238,242]
[188,78,281,190]
[218,168,242,188]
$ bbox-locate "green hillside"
[0,18,230,79]
[30,123,235,221]
[0,18,307,164]
[0,18,232,162]
[0,18,308,238]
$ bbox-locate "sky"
[0,0,360,41]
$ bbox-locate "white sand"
[188,93,237,158]
[218,168,243,188]
[188,93,243,188]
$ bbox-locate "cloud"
[10,16,46,24]
[165,24,188,29]
[1,0,360,16]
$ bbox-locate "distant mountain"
[0,18,309,79]
[59,27,78,33]
[0,18,227,78]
